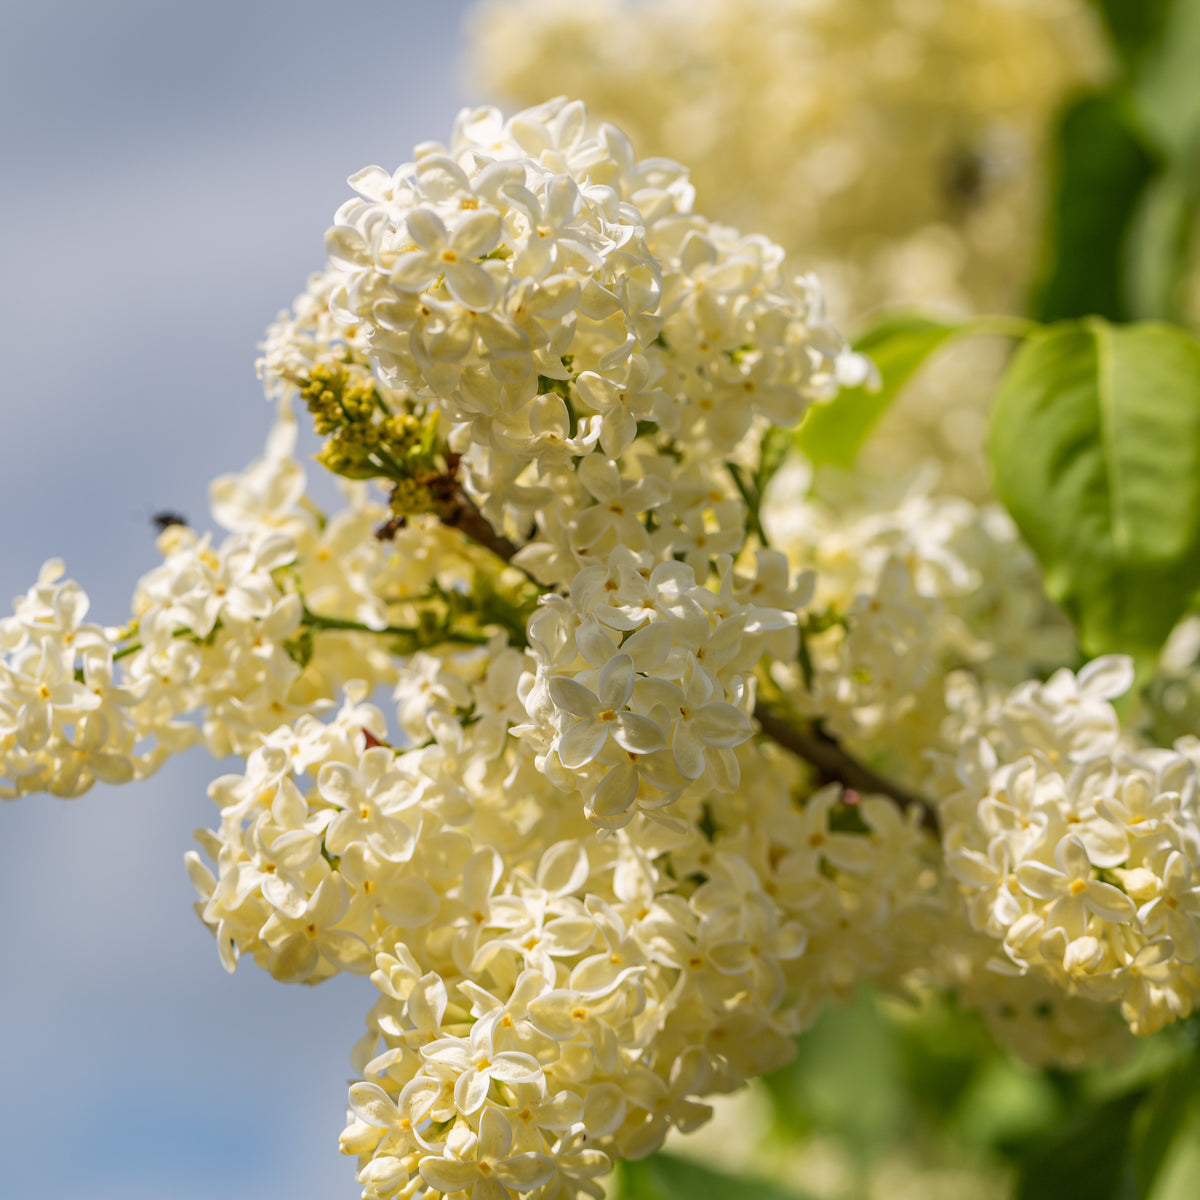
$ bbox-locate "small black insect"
[151,511,189,532]
[942,144,988,215]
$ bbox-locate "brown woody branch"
[753,704,939,834]
[440,490,521,563]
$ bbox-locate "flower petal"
[1085,880,1135,923]
[454,210,502,257]
[488,1051,543,1084]
[1016,861,1064,901]
[454,1066,491,1115]
[692,702,753,748]
[597,653,635,711]
[348,1082,401,1129]
[418,1156,478,1194]
[610,712,664,755]
[671,722,705,781]
[557,719,608,769]
[591,762,639,818]
[445,261,499,311]
[492,1153,556,1191]
[548,675,602,719]
[407,207,448,251]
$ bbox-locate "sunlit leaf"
[989,319,1200,664]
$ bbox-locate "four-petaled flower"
[548,654,665,769]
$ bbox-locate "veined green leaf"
[989,319,1200,663]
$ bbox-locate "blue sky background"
[0,3,481,1195]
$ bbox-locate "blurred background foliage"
[579,1,1200,1196]
[618,990,1200,1200]
[1037,0,1200,324]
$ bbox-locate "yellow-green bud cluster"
[301,361,377,436]
[385,476,437,519]
[300,362,440,488]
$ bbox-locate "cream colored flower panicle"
[0,560,187,798]
[315,97,864,587]
[0,502,310,803]
[187,648,938,1198]
[941,657,1200,1035]
[519,545,807,829]
[1,400,475,800]
[762,463,1075,788]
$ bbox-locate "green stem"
[726,461,769,548]
[111,624,199,663]
[369,446,410,480]
[300,605,492,646]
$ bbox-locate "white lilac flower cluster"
[8,98,1200,1198]
[0,560,192,798]
[0,524,310,800]
[941,658,1200,1036]
[189,660,936,1199]
[306,98,866,589]
[520,546,806,829]
[0,404,463,798]
[762,463,1076,787]
[466,0,1108,500]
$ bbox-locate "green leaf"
[1088,0,1175,69]
[1131,0,1200,159]
[1087,1,1200,326]
[1145,1100,1200,1200]
[616,1152,815,1200]
[795,314,1034,470]
[763,989,906,1144]
[989,319,1200,663]
[951,1058,1066,1155]
[1033,92,1160,323]
[1013,1088,1146,1200]
[1073,5,1200,326]
[1132,1063,1200,1199]
[794,315,963,469]
[1124,169,1200,321]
